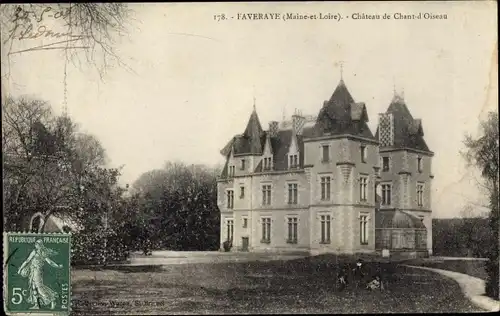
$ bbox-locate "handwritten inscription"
[12,6,71,25]
[5,5,89,54]
[5,24,77,43]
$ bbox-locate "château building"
[217,76,434,257]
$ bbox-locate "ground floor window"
[320,215,331,243]
[416,230,427,249]
[261,217,271,243]
[226,219,234,242]
[404,230,415,248]
[376,229,428,250]
[287,217,298,243]
[360,214,369,245]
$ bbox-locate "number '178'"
[214,14,226,21]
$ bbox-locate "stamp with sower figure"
[3,232,71,315]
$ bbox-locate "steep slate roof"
[311,80,376,140]
[220,109,265,157]
[375,209,426,229]
[375,95,431,152]
[243,109,264,154]
[219,79,377,178]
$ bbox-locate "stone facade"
[217,78,434,256]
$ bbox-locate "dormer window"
[240,159,246,170]
[360,145,367,163]
[289,154,298,169]
[263,157,272,170]
[417,156,423,173]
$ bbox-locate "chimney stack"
[268,121,279,137]
[378,113,394,147]
[292,111,306,136]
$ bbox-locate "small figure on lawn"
[352,258,366,288]
[337,265,349,292]
[366,275,383,290]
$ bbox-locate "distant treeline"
[433,217,493,258]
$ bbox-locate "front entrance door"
[241,237,249,252]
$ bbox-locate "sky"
[2,2,497,218]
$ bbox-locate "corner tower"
[375,92,434,255]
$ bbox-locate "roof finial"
[392,82,406,103]
[339,61,344,81]
[252,85,256,111]
[393,77,397,97]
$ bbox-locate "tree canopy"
[130,162,221,251]
[2,96,122,233]
[463,110,499,299]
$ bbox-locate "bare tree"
[1,3,135,81]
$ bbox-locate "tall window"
[360,214,368,244]
[381,183,391,206]
[320,176,331,200]
[287,217,298,243]
[263,157,272,170]
[322,145,330,162]
[289,154,298,169]
[359,176,368,201]
[242,217,248,228]
[226,190,234,209]
[226,219,234,242]
[241,159,246,170]
[228,166,235,177]
[382,157,390,172]
[288,183,298,204]
[417,157,423,173]
[261,217,271,243]
[240,186,245,199]
[320,215,331,243]
[262,185,272,205]
[417,183,424,206]
[360,145,367,163]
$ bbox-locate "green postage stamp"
[3,233,71,315]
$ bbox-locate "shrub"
[485,202,499,300]
[222,240,232,252]
[72,228,131,266]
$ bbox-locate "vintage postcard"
[1,1,498,315]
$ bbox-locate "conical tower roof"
[243,107,264,154]
[376,93,431,152]
[313,79,375,139]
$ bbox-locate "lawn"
[71,255,485,314]
[406,258,488,280]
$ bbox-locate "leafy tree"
[2,95,132,265]
[2,96,119,231]
[463,111,499,299]
[131,162,221,252]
